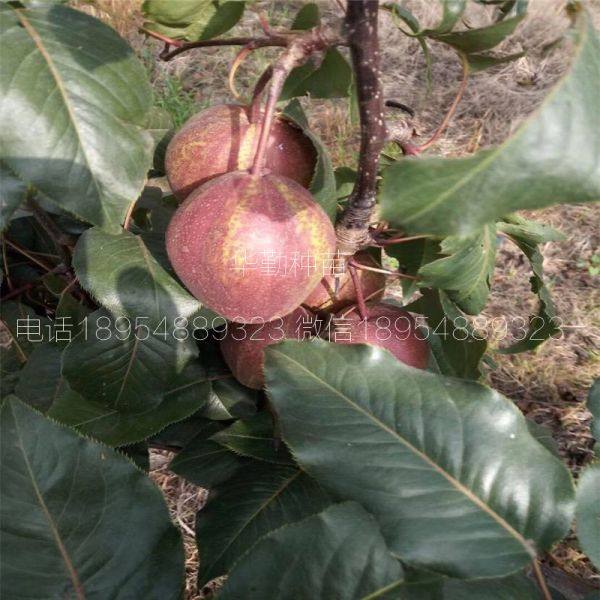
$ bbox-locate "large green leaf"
[0,4,153,231]
[142,0,244,42]
[58,339,209,446]
[497,216,563,353]
[576,463,600,569]
[73,227,200,323]
[418,224,496,315]
[265,340,575,578]
[220,502,404,600]
[380,12,600,237]
[0,398,184,599]
[196,462,333,585]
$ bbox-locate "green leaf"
[0,161,27,231]
[15,343,62,412]
[265,340,575,579]
[588,379,600,456]
[526,419,560,458]
[281,2,352,101]
[201,376,258,420]
[0,398,184,599]
[576,463,600,569]
[142,0,245,42]
[431,15,524,53]
[73,227,200,323]
[380,12,600,237]
[467,50,525,72]
[211,411,294,465]
[0,5,153,232]
[58,338,209,445]
[196,462,333,585]
[497,216,561,353]
[119,441,150,471]
[282,99,337,220]
[169,420,247,487]
[443,571,541,599]
[408,288,486,379]
[220,503,404,600]
[281,49,353,101]
[144,106,174,174]
[418,225,496,315]
[291,2,319,29]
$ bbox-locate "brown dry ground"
[78,1,599,597]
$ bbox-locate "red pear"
[333,303,429,369]
[165,104,317,199]
[166,171,337,323]
[303,250,386,313]
[220,307,313,389]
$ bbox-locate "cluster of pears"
[165,103,428,389]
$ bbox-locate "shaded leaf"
[526,419,560,458]
[211,411,294,465]
[444,570,541,598]
[169,420,246,487]
[220,503,404,600]
[119,441,150,471]
[0,161,27,231]
[1,4,153,231]
[196,462,333,585]
[380,13,600,237]
[282,99,337,220]
[467,50,525,72]
[15,342,62,412]
[266,340,575,578]
[418,224,496,315]
[408,288,486,379]
[497,216,561,353]
[142,0,244,42]
[576,463,600,569]
[56,346,210,446]
[73,227,200,324]
[0,398,184,599]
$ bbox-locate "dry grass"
[78,0,599,595]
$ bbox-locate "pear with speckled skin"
[165,104,317,200]
[166,171,337,323]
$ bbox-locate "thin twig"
[27,198,72,266]
[139,27,183,48]
[160,35,289,61]
[419,52,470,151]
[335,1,386,254]
[4,238,55,272]
[228,44,257,99]
[376,234,430,246]
[2,238,13,291]
[532,560,553,600]
[352,260,418,280]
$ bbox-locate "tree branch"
[335,1,386,255]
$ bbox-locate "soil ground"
[77,1,599,597]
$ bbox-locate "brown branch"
[335,1,386,255]
[159,35,289,61]
[532,560,553,600]
[139,27,183,48]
